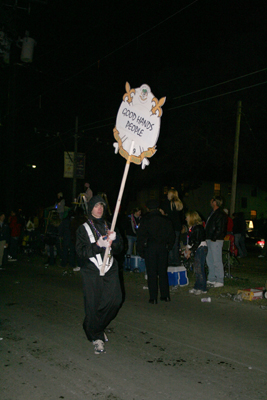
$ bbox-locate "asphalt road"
[1,255,267,400]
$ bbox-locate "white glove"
[97,236,111,248]
[108,231,116,241]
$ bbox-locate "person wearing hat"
[137,199,175,304]
[76,195,123,354]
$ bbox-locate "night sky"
[1,0,267,213]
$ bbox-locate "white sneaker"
[194,290,207,295]
[189,288,197,294]
[207,280,215,286]
[258,255,265,258]
[73,266,81,272]
[93,339,105,354]
[213,282,224,288]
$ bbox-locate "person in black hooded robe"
[76,195,123,354]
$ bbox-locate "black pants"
[61,240,75,268]
[81,262,122,342]
[145,244,169,300]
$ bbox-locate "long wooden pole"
[230,101,242,217]
[100,141,135,276]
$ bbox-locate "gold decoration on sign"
[123,82,136,104]
[151,96,166,117]
[113,127,156,165]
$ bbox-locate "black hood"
[87,195,106,216]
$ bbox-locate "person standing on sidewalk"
[137,199,175,304]
[124,207,142,256]
[161,189,184,266]
[70,207,87,271]
[8,210,22,262]
[258,218,267,258]
[76,195,123,355]
[55,192,65,220]
[233,212,248,258]
[44,213,62,267]
[185,211,208,295]
[205,196,227,288]
[0,212,10,267]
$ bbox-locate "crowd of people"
[0,190,85,269]
[0,209,40,266]
[135,193,248,303]
[0,186,252,356]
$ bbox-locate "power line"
[31,0,134,64]
[167,80,267,111]
[24,78,267,161]
[26,77,267,155]
[74,79,267,135]
[8,0,199,113]
[61,0,199,85]
[173,68,267,100]
[79,116,115,132]
[3,0,266,128]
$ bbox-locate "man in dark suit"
[137,199,175,304]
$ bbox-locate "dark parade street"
[1,3,267,399]
[1,253,267,400]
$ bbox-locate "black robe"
[76,195,123,342]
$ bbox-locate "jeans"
[193,246,207,291]
[168,231,180,266]
[47,239,62,265]
[126,235,137,255]
[234,234,247,257]
[206,239,224,284]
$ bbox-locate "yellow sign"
[64,152,85,179]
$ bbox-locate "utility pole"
[72,116,78,201]
[230,101,242,216]
[5,45,17,210]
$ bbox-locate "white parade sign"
[113,82,166,169]
[100,82,165,276]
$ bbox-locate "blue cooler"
[124,255,146,272]
[168,266,189,286]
